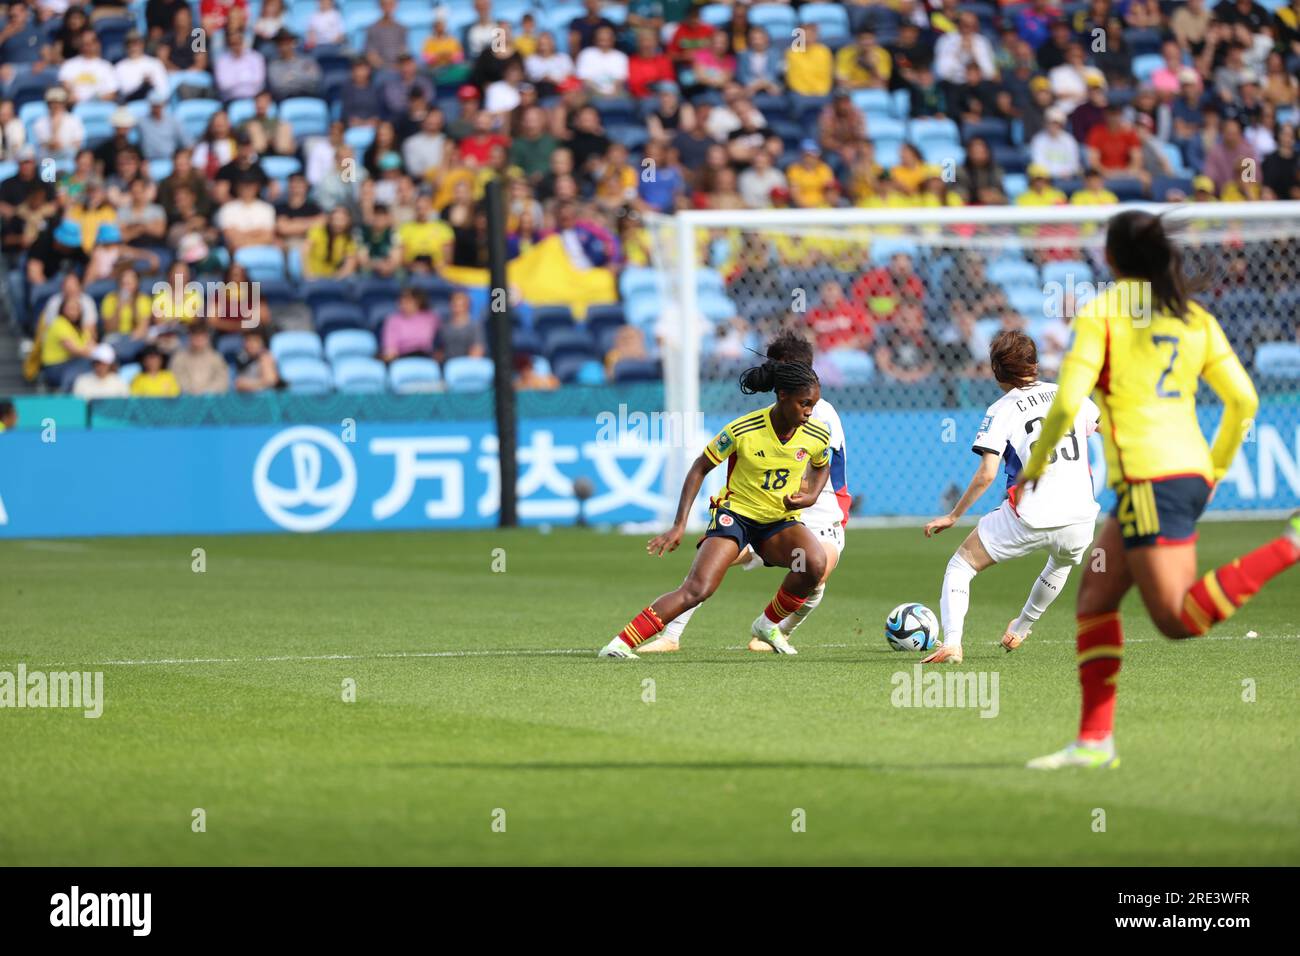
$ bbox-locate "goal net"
[643,203,1300,527]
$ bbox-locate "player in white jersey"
[639,331,852,653]
[922,330,1100,663]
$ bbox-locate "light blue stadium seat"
[1009,286,1048,318]
[388,356,443,393]
[872,136,903,168]
[988,259,1040,290]
[624,294,662,328]
[867,116,906,141]
[1131,53,1165,84]
[332,355,387,393]
[908,117,960,145]
[119,362,141,387]
[575,359,606,385]
[280,356,333,394]
[1254,342,1300,379]
[175,98,221,141]
[851,89,893,117]
[698,292,738,322]
[750,2,797,41]
[279,97,330,138]
[800,3,851,46]
[826,349,874,385]
[344,124,375,151]
[235,245,286,283]
[325,328,378,364]
[261,155,302,181]
[148,158,174,181]
[271,330,324,364]
[1002,172,1028,201]
[1043,260,1094,291]
[699,3,732,27]
[619,266,660,300]
[868,238,920,266]
[444,356,495,392]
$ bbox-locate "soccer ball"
[885,603,939,652]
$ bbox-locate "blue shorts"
[700,504,798,556]
[1112,476,1211,549]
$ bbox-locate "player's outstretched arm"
[1201,315,1260,482]
[647,453,716,557]
[925,451,1000,536]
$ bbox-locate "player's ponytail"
[1105,210,1210,320]
[739,360,820,396]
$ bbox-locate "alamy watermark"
[0,665,104,718]
[890,664,999,718]
[594,404,707,449]
[150,277,263,328]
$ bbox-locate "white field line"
[16,631,1297,668]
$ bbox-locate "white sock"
[779,583,824,635]
[660,603,699,643]
[1012,556,1072,636]
[940,552,978,649]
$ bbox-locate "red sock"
[1077,612,1123,742]
[1179,536,1300,635]
[762,587,807,625]
[616,606,664,648]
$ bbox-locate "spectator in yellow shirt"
[40,294,96,390]
[787,140,840,208]
[304,207,360,279]
[835,30,892,90]
[130,346,182,398]
[786,23,833,96]
[1069,169,1119,205]
[1191,174,1218,202]
[397,192,454,272]
[1016,164,1067,205]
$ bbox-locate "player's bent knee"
[678,577,718,606]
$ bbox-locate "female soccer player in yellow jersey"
[1016,210,1300,769]
[599,361,833,659]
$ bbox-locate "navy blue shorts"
[1112,476,1211,549]
[700,504,798,556]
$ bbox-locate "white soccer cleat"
[637,635,680,653]
[751,619,798,655]
[1026,740,1120,770]
[598,638,639,660]
[921,643,963,664]
[1001,620,1029,652]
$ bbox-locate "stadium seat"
[325,328,379,364]
[234,245,286,283]
[279,98,330,138]
[175,99,221,141]
[988,259,1040,291]
[698,291,739,322]
[1254,343,1300,379]
[168,70,215,100]
[260,155,302,183]
[85,279,116,304]
[511,327,544,356]
[280,356,333,394]
[227,97,276,127]
[1151,175,1194,201]
[533,306,576,339]
[344,125,375,152]
[750,3,797,41]
[1042,260,1094,291]
[314,302,367,337]
[1104,176,1146,201]
[851,89,894,118]
[699,3,732,27]
[387,357,443,393]
[872,137,903,168]
[1009,287,1048,318]
[1131,53,1165,85]
[304,279,356,310]
[800,3,852,46]
[118,362,141,387]
[868,238,920,267]
[550,354,589,384]
[444,356,495,392]
[545,328,597,363]
[270,330,324,364]
[216,333,244,364]
[867,116,906,141]
[612,358,662,382]
[332,356,387,393]
[1002,172,1028,201]
[825,348,874,385]
[908,117,960,145]
[990,143,1026,173]
[148,158,173,181]
[963,117,1010,146]
[585,304,626,341]
[619,267,661,301]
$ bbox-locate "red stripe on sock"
[1216,537,1299,606]
[763,587,807,624]
[1077,613,1123,742]
[617,606,665,648]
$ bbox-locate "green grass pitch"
[1,522,1296,866]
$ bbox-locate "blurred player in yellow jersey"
[1017,210,1300,769]
[599,360,832,659]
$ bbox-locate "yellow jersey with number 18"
[703,406,831,523]
[1023,279,1258,486]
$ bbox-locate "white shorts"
[976,501,1094,566]
[740,519,845,569]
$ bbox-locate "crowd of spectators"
[1,0,1298,396]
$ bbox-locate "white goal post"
[647,201,1300,527]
